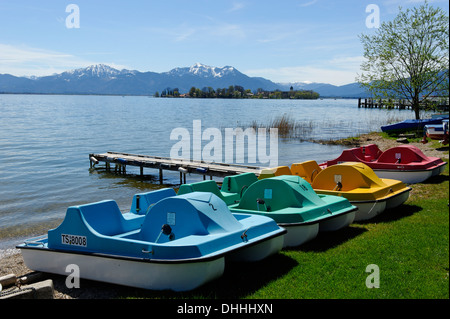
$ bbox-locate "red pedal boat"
[320,144,446,184]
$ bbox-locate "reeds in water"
[250,114,314,138]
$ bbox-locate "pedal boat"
[290,161,411,221]
[17,191,286,292]
[177,172,259,204]
[228,175,357,247]
[320,144,447,184]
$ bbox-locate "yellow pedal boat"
[260,161,411,221]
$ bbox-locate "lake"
[0,94,418,250]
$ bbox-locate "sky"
[0,0,448,86]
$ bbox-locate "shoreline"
[1,131,448,299]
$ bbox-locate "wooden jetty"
[89,151,265,184]
[358,97,449,110]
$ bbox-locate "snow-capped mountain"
[56,64,133,79]
[0,63,368,97]
[166,63,238,78]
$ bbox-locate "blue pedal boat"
[17,191,286,292]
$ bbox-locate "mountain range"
[0,63,369,98]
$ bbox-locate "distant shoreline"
[0,92,362,99]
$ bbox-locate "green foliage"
[357,1,449,119]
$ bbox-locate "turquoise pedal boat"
[228,175,357,247]
[177,172,259,205]
[17,191,285,292]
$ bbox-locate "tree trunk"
[412,92,421,120]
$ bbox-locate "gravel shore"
[1,132,448,299]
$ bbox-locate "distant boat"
[381,115,448,134]
[424,119,449,144]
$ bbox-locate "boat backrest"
[377,145,429,164]
[222,172,258,195]
[272,166,292,176]
[139,192,242,242]
[258,168,276,180]
[78,200,137,236]
[130,188,176,215]
[177,180,223,198]
[238,175,322,211]
[325,148,364,166]
[361,144,383,161]
[291,161,322,183]
[312,162,385,191]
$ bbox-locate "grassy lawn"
[125,157,448,300]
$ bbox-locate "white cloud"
[228,2,245,12]
[0,44,129,76]
[245,56,365,86]
[298,0,318,7]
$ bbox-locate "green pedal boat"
[228,175,357,247]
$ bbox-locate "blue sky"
[0,0,448,85]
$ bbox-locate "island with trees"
[154,85,320,99]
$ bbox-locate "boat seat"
[130,188,176,215]
[291,161,322,183]
[258,168,276,180]
[272,166,292,176]
[361,144,383,161]
[377,145,428,164]
[222,172,258,198]
[78,200,144,236]
[177,180,239,205]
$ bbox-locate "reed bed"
[245,110,422,143]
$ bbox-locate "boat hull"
[19,246,224,292]
[381,117,448,134]
[227,234,285,261]
[318,210,356,232]
[350,201,386,221]
[279,223,319,248]
[385,189,410,210]
[373,169,433,184]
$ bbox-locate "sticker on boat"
[167,212,176,225]
[61,234,87,247]
[264,189,273,199]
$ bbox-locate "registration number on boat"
[61,234,87,247]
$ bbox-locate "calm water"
[0,94,417,250]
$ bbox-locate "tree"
[189,86,196,97]
[357,2,449,119]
